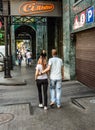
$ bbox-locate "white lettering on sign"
[88,10,92,22]
[80,11,85,25]
[86,6,94,23]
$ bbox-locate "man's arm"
[61,66,64,80]
[41,65,51,74]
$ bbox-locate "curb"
[0,78,27,86]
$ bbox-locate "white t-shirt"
[36,64,48,79]
[26,52,32,59]
[48,57,63,80]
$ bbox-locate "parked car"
[0,52,4,71]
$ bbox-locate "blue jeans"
[50,79,62,106]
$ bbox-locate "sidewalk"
[0,62,28,85]
[0,76,26,85]
[0,65,95,130]
[0,58,36,85]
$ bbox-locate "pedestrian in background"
[26,50,32,66]
[40,49,47,59]
[41,49,64,108]
[17,52,23,66]
[35,56,48,110]
[37,49,47,61]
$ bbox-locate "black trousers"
[36,79,48,106]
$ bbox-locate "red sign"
[73,11,86,30]
[0,21,2,29]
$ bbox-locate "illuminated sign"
[19,1,54,15]
[10,0,61,17]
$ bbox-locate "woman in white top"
[35,56,48,110]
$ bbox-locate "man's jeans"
[50,79,62,106]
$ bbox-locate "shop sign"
[73,11,85,30]
[10,1,61,17]
[86,6,94,24]
[19,1,54,15]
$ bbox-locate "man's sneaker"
[39,104,43,108]
[50,102,55,107]
[44,106,48,110]
[57,105,61,108]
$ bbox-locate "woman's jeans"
[36,79,48,106]
[50,79,62,106]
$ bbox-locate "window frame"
[73,0,83,6]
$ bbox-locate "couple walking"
[35,49,64,110]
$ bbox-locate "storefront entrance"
[15,25,36,59]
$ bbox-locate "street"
[0,65,95,130]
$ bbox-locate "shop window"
[74,0,83,6]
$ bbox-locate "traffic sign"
[86,6,94,23]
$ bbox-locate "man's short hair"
[52,49,57,56]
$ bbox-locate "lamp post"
[3,0,11,78]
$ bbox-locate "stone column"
[63,0,76,80]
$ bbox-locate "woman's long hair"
[37,56,47,70]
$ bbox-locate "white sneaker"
[39,104,43,108]
[57,105,61,108]
[44,106,48,110]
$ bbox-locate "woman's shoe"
[39,104,43,108]
[44,106,48,110]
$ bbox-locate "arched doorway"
[15,25,36,59]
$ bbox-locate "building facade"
[63,0,95,87]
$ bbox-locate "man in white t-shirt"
[41,49,64,108]
[26,50,32,66]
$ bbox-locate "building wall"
[63,0,76,80]
[63,0,95,80]
[36,21,47,60]
[70,0,95,87]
